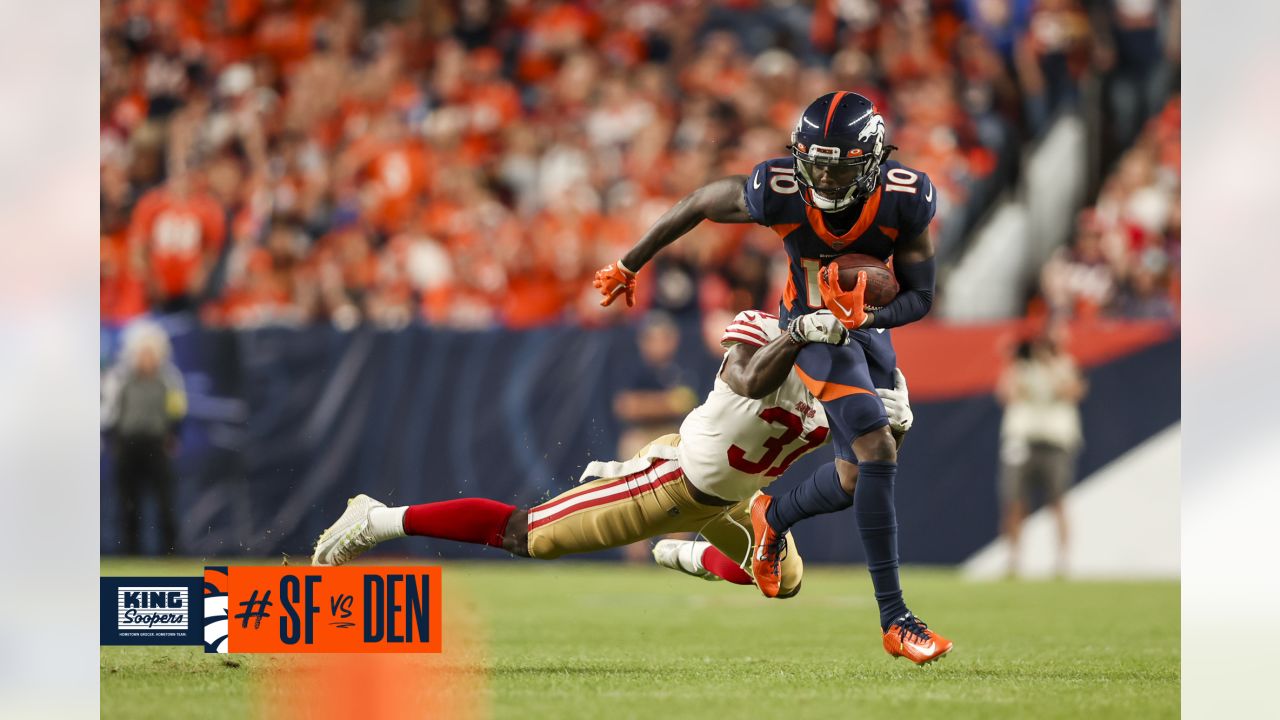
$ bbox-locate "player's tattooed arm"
[620,176,754,271]
[719,337,803,400]
[866,228,937,329]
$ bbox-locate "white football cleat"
[312,494,386,566]
[652,539,720,581]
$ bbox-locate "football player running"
[593,91,951,663]
[314,311,897,612]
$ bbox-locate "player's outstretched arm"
[720,311,847,399]
[593,176,753,306]
[865,228,936,329]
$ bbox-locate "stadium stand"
[101,0,1177,331]
[1037,95,1180,320]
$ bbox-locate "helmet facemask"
[790,142,881,213]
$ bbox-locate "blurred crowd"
[100,0,1179,330]
[1037,94,1179,320]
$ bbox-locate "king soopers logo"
[118,587,189,630]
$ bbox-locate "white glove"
[787,310,849,346]
[877,368,913,434]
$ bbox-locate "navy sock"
[765,463,851,534]
[856,460,908,629]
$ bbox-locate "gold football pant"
[525,434,804,596]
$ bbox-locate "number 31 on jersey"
[727,407,828,478]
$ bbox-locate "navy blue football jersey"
[743,157,937,324]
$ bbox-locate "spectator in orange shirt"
[101,234,149,326]
[340,111,433,237]
[128,172,227,313]
[102,162,148,325]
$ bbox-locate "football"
[826,254,899,309]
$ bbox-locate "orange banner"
[894,318,1177,401]
[204,566,442,653]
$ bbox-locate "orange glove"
[593,260,636,307]
[818,263,869,329]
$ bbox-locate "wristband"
[786,317,809,346]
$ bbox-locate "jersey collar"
[804,187,882,251]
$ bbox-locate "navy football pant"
[791,330,908,628]
[794,329,897,461]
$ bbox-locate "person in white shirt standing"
[996,327,1088,577]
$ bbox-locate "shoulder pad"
[743,158,803,226]
[881,161,937,239]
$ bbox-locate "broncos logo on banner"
[203,566,229,653]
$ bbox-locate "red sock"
[402,498,516,549]
[701,545,754,585]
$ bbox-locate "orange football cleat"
[882,613,953,665]
[750,493,787,598]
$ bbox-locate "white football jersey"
[677,310,831,502]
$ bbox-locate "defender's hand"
[877,368,913,433]
[818,263,868,329]
[593,260,636,307]
[787,310,849,346]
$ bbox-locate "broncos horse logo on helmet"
[789,91,893,213]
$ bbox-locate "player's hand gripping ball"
[818,264,868,329]
[830,254,899,308]
[819,254,899,329]
[593,260,636,307]
[787,310,849,346]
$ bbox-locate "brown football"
[826,254,899,309]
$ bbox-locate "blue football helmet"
[788,91,891,212]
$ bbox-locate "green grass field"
[101,558,1179,719]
